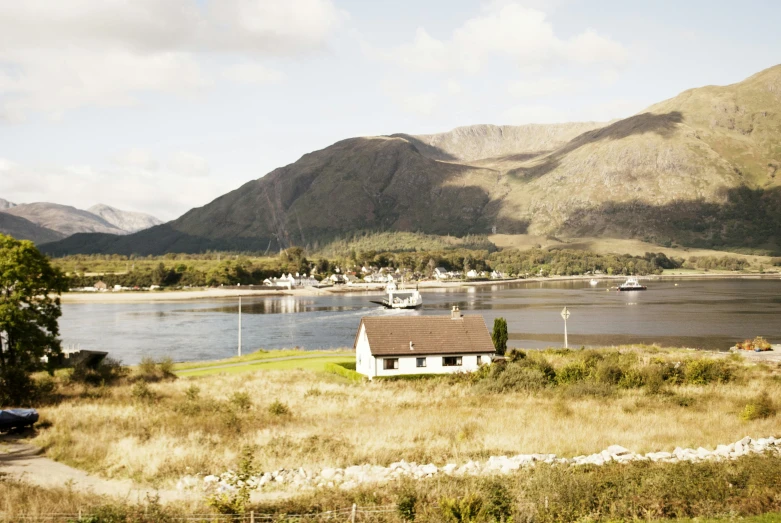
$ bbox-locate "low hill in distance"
[41,64,781,257]
[87,204,163,233]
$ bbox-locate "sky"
[0,0,779,221]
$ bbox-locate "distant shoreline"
[57,271,780,303]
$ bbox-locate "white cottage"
[353,307,495,379]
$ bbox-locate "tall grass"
[28,347,780,488]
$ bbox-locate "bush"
[268,400,290,416]
[685,359,732,385]
[482,479,513,522]
[593,361,624,385]
[618,368,645,389]
[324,362,364,382]
[70,357,127,387]
[478,364,548,393]
[229,391,252,411]
[564,381,615,398]
[397,489,417,521]
[505,348,525,362]
[740,392,776,421]
[131,381,156,402]
[556,362,588,385]
[440,494,483,523]
[184,385,200,401]
[0,368,36,407]
[136,357,176,383]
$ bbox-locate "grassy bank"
[171,349,353,377]
[25,346,780,489]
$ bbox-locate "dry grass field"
[28,347,780,489]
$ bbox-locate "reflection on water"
[59,278,781,364]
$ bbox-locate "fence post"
[351,503,357,523]
[78,508,82,521]
[250,510,255,523]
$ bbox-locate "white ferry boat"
[618,277,647,291]
[370,282,423,309]
[589,279,599,286]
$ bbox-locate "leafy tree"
[0,235,68,405]
[492,317,508,356]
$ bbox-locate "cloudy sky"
[0,0,779,220]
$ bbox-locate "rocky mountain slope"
[1,202,163,241]
[41,64,781,256]
[0,213,64,244]
[87,204,163,233]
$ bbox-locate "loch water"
[59,278,781,364]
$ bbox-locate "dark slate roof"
[356,316,495,356]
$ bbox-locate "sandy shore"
[59,272,780,303]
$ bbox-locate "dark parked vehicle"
[0,409,39,431]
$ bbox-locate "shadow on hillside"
[558,184,781,255]
[508,112,684,183]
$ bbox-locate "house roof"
[355,316,495,356]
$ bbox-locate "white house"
[353,307,495,379]
[434,267,449,280]
[466,269,479,279]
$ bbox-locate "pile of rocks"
[177,436,779,494]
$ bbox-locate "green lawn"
[175,354,354,377]
[171,348,352,371]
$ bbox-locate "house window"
[443,356,462,367]
[476,355,482,365]
[383,358,399,370]
[416,357,427,368]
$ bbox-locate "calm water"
[59,278,781,364]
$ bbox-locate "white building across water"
[353,307,495,379]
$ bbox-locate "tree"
[491,317,508,356]
[0,235,68,405]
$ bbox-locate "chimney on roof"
[409,341,414,350]
[451,305,462,319]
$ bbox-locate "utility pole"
[560,307,570,348]
[238,297,242,357]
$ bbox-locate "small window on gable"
[443,356,462,367]
[476,355,482,365]
[383,358,399,370]
[416,357,426,368]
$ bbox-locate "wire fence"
[0,504,400,522]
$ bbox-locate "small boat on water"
[589,279,599,286]
[618,277,647,291]
[370,282,423,309]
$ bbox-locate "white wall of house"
[374,353,491,377]
[355,325,376,378]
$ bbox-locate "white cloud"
[504,98,648,125]
[0,0,345,119]
[114,149,159,171]
[507,76,581,98]
[0,154,224,220]
[168,152,211,178]
[222,63,285,86]
[373,2,629,74]
[446,80,463,95]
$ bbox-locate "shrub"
[229,391,252,411]
[397,489,417,521]
[184,385,200,401]
[481,479,513,522]
[268,400,290,416]
[556,362,588,385]
[478,364,548,393]
[136,357,177,383]
[521,355,556,383]
[207,445,257,515]
[324,362,364,382]
[593,361,624,385]
[685,359,732,385]
[740,392,776,421]
[564,381,615,398]
[131,381,156,402]
[440,494,483,523]
[70,357,128,387]
[505,348,526,362]
[0,368,36,407]
[618,368,645,389]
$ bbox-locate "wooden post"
[351,503,357,523]
[78,508,82,520]
[250,510,255,523]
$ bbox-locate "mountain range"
[0,202,162,243]
[39,64,781,256]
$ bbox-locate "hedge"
[324,362,365,382]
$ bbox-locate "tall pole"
[238,296,242,357]
[564,315,568,348]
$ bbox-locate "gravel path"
[0,435,287,503]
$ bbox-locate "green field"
[173,349,353,377]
